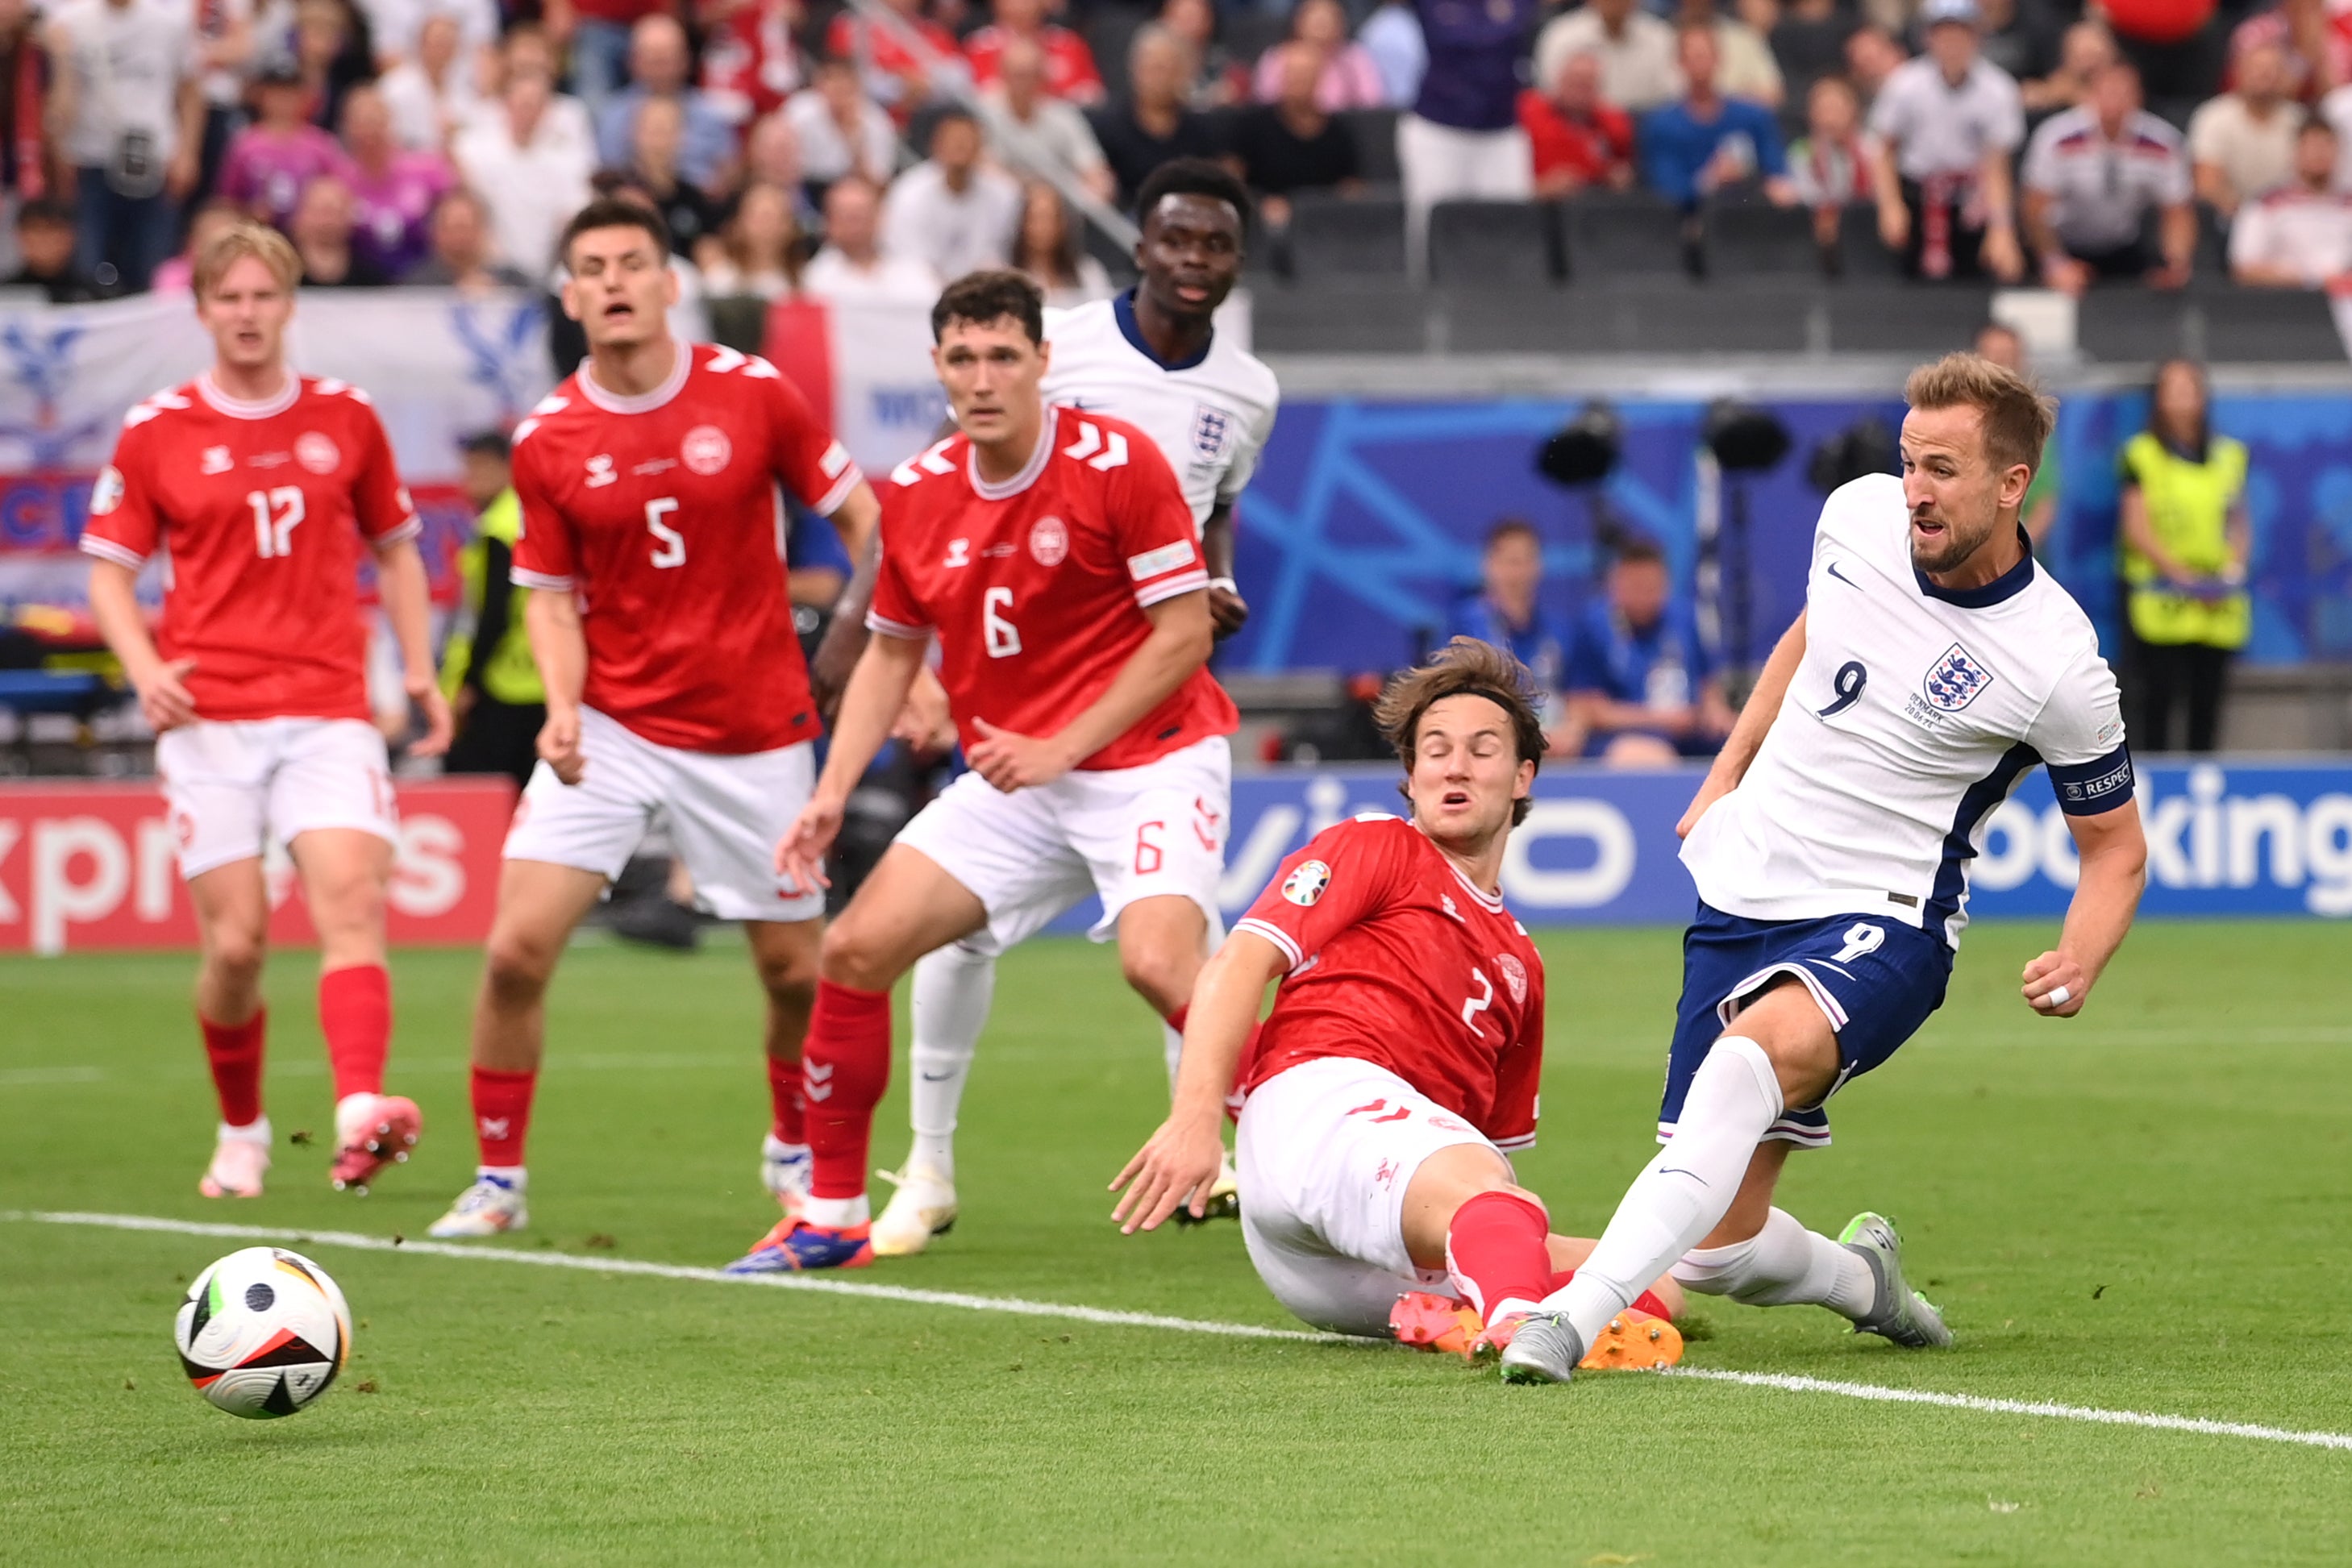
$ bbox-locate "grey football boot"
[1497,1314,1588,1385]
[1838,1211,1954,1348]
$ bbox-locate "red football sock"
[199,1008,267,1129]
[470,1066,537,1168]
[803,980,891,1200]
[1444,1190,1554,1325]
[767,1055,806,1145]
[1548,1269,1672,1323]
[318,963,391,1102]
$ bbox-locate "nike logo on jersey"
[1825,560,1860,589]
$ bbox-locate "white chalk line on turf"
[11,1208,2350,1455]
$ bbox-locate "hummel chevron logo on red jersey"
[1062,421,1128,471]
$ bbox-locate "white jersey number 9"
[984,587,1022,658]
[646,497,685,568]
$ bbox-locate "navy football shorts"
[1657,900,1954,1148]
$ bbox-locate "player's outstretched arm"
[968,589,1216,792]
[776,630,929,892]
[86,559,198,733]
[522,589,590,785]
[375,538,453,756]
[1677,609,1807,838]
[1112,929,1287,1233]
[2024,800,2147,1018]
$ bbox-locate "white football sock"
[801,1193,869,1227]
[476,1165,525,1188]
[907,942,995,1183]
[219,1117,272,1146]
[1671,1206,1877,1316]
[1546,1036,1784,1348]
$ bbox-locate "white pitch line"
[10,1208,2351,1455]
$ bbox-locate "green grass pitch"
[4,920,2350,1564]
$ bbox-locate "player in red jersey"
[427,198,880,1239]
[81,221,452,1200]
[1114,639,1685,1370]
[723,268,1234,1272]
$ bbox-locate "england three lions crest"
[1188,404,1233,464]
[1923,643,1995,713]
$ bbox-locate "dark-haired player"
[429,198,879,1238]
[729,269,1230,1271]
[875,158,1281,1254]
[1114,638,1684,1366]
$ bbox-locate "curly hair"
[1372,636,1546,827]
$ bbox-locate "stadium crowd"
[6,0,2352,302]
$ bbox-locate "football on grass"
[173,1248,352,1419]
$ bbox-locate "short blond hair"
[193,219,301,300]
[1904,351,2057,477]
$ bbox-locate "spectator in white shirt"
[983,35,1115,203]
[802,173,941,304]
[2230,119,2352,288]
[379,13,481,151]
[452,66,593,280]
[2021,60,2192,293]
[2188,40,2301,220]
[1535,0,1680,115]
[785,55,899,190]
[358,0,493,69]
[880,106,1023,280]
[1867,0,2025,281]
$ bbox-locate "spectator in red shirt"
[966,0,1104,106]
[826,0,964,122]
[1518,49,1636,196]
[700,0,807,129]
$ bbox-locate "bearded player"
[82,219,452,1200]
[427,198,879,1239]
[1114,638,1682,1366]
[874,160,1280,1254]
[727,269,1230,1272]
[1500,355,2146,1384]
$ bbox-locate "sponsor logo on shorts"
[1281,859,1330,905]
[90,465,123,515]
[1030,515,1068,567]
[681,425,732,476]
[1126,541,1196,581]
[1496,953,1527,1005]
[295,432,339,474]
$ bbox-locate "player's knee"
[481,925,560,1000]
[309,870,385,940]
[203,929,268,989]
[1118,946,1192,1016]
[756,950,819,1013]
[817,917,895,992]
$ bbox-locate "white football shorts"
[502,705,822,923]
[893,734,1229,955]
[156,717,398,880]
[1235,1055,1502,1337]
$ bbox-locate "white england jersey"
[1041,293,1280,532]
[1681,474,2132,947]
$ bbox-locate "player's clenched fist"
[132,657,202,734]
[773,792,846,894]
[536,708,585,785]
[966,717,1073,793]
[1110,1115,1227,1233]
[2021,950,2088,1017]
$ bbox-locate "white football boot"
[198,1120,272,1199]
[870,1162,958,1257]
[427,1171,528,1238]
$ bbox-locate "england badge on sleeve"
[1922,643,1996,713]
[1281,860,1330,906]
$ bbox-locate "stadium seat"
[1559,191,1690,281]
[1283,192,1409,280]
[2192,202,2231,281]
[1253,281,1430,351]
[1834,203,1905,280]
[1426,200,1559,287]
[1339,108,1403,186]
[1824,285,1996,354]
[2075,289,2195,361]
[1704,203,1825,279]
[2194,286,2345,362]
